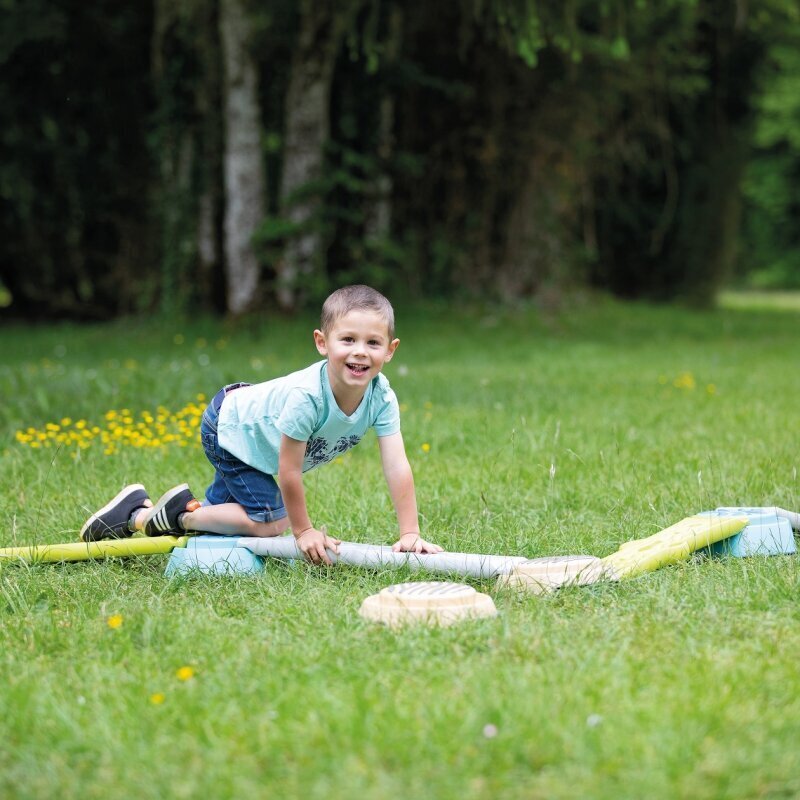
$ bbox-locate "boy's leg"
[197,389,288,537]
[133,481,288,538]
[180,503,290,538]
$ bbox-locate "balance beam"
[0,535,188,563]
[237,536,529,579]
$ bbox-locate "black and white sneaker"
[80,484,150,542]
[141,484,199,536]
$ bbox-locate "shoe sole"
[80,484,147,542]
[144,483,195,535]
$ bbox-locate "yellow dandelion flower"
[673,372,696,390]
[60,417,72,427]
[107,614,123,629]
[421,442,431,453]
[150,693,165,705]
[176,666,195,681]
[706,384,717,395]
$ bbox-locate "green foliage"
[740,41,800,288]
[0,1,154,318]
[1,0,799,316]
[147,0,225,315]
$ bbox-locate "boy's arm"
[278,434,340,565]
[378,432,443,554]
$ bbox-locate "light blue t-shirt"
[216,360,400,475]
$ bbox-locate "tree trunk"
[220,0,265,315]
[363,6,402,243]
[276,1,341,311]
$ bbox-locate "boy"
[81,285,442,565]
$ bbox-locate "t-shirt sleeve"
[275,388,319,442]
[372,384,401,437]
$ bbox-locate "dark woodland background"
[1,0,798,319]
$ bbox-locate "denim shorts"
[200,384,287,524]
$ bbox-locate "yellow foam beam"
[599,514,749,580]
[0,536,189,564]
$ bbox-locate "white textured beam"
[237,536,528,579]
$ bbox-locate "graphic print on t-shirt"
[304,435,362,468]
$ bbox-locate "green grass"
[720,289,800,313]
[2,292,799,799]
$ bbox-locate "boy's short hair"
[321,285,395,339]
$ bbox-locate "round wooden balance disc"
[359,581,498,628]
[498,555,604,594]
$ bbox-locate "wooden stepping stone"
[359,581,497,627]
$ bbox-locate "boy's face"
[314,310,399,398]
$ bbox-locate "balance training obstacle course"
[1,507,797,595]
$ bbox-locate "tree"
[2,0,798,317]
[0,1,153,318]
[151,0,224,315]
[588,0,787,304]
[740,38,800,288]
[273,0,350,311]
[220,0,265,315]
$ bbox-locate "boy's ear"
[313,329,327,356]
[385,338,400,362]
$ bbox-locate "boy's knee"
[250,517,290,538]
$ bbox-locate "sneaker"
[80,484,150,542]
[141,484,200,536]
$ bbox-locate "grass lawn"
[1,293,799,799]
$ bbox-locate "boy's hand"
[294,527,341,566]
[392,532,444,554]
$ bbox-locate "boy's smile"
[314,310,399,414]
